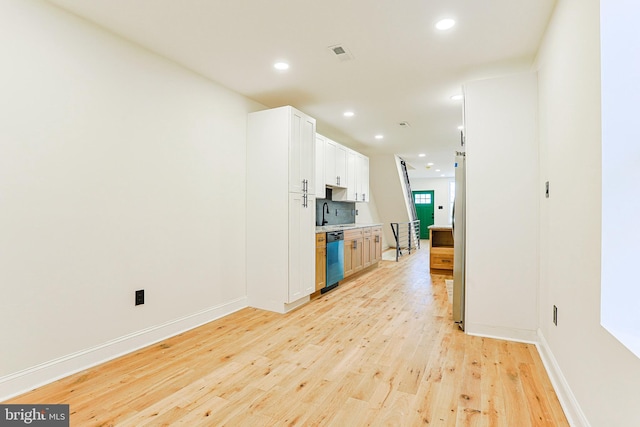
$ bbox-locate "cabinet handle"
[355,193,358,200]
[353,241,357,249]
[337,176,340,186]
[362,193,366,201]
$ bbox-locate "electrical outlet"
[135,289,145,306]
[553,305,558,326]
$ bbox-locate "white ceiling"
[45,0,556,179]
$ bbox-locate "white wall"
[536,0,640,425]
[369,154,411,246]
[355,194,389,250]
[0,0,261,398]
[410,177,454,226]
[464,73,539,341]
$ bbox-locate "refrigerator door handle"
[452,201,455,236]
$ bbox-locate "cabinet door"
[335,144,347,188]
[325,138,337,187]
[345,229,363,276]
[325,139,347,187]
[353,237,364,273]
[315,245,326,291]
[315,134,326,198]
[343,237,354,277]
[363,232,372,268]
[358,154,370,202]
[373,228,382,262]
[315,232,326,291]
[289,108,316,194]
[346,149,358,201]
[288,193,316,302]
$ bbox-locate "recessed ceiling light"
[418,153,426,157]
[374,134,384,139]
[441,174,446,177]
[435,19,456,31]
[457,125,464,130]
[436,169,441,172]
[343,111,355,117]
[273,62,289,70]
[450,94,463,101]
[427,162,434,166]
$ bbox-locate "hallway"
[6,248,568,426]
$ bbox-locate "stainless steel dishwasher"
[324,231,344,293]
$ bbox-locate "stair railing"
[390,220,421,261]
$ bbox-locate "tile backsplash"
[316,196,356,226]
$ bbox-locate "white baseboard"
[536,330,590,427]
[0,297,248,402]
[465,322,539,343]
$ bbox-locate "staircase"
[389,159,420,259]
[400,159,418,222]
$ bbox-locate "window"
[414,193,432,204]
[601,0,640,359]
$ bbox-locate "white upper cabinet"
[325,138,347,188]
[288,108,316,195]
[346,149,357,201]
[357,153,370,202]
[345,150,369,202]
[316,133,370,203]
[315,134,326,198]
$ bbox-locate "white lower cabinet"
[288,193,316,302]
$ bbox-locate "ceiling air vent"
[328,44,354,62]
[333,46,346,55]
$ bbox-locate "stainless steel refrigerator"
[453,152,466,330]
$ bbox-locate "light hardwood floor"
[6,248,569,426]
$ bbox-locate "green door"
[413,190,434,239]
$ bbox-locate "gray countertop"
[315,223,383,233]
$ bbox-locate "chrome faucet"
[322,202,329,225]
